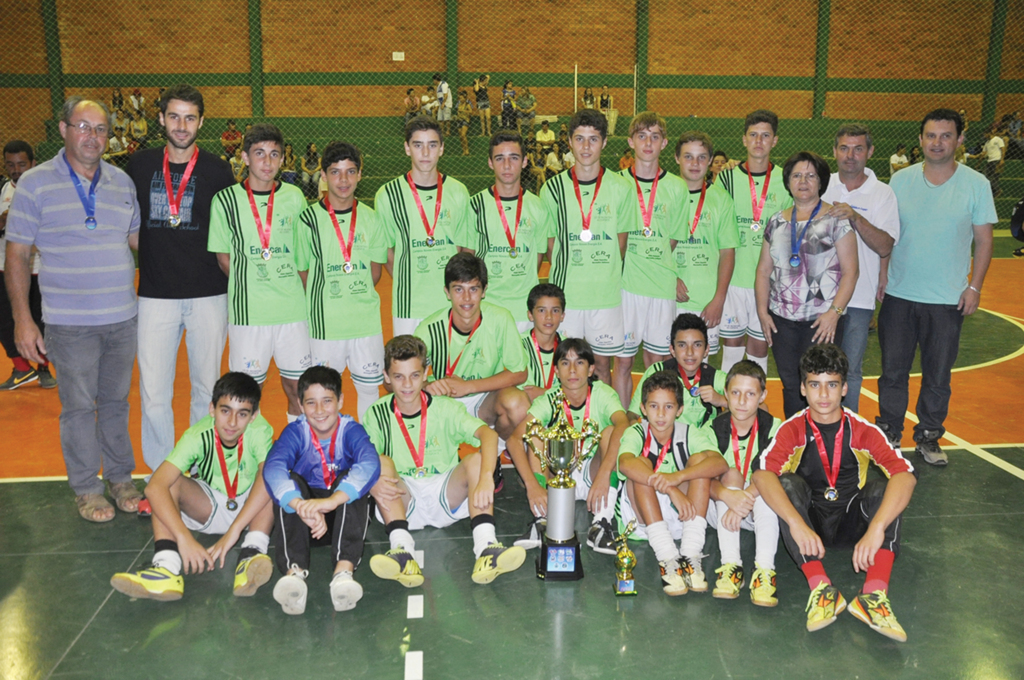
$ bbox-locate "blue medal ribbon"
[63,153,101,230]
[789,200,822,268]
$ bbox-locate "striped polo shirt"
[6,148,140,326]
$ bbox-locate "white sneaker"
[513,518,546,550]
[273,571,309,615]
[330,571,363,612]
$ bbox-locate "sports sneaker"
[493,462,505,494]
[659,558,688,596]
[472,542,526,584]
[916,436,948,467]
[110,564,184,601]
[233,552,272,597]
[586,518,617,555]
[273,571,309,615]
[680,554,707,593]
[514,518,546,550]
[1013,247,1024,258]
[749,565,778,607]
[36,366,57,389]
[370,549,425,588]
[0,368,37,391]
[330,570,364,612]
[136,498,152,518]
[874,420,901,450]
[805,582,847,632]
[713,563,744,599]
[849,590,907,642]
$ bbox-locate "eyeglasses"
[790,172,818,181]
[68,122,109,137]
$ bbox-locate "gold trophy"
[613,520,638,596]
[523,388,602,581]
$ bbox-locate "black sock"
[154,539,178,554]
[470,514,495,530]
[238,546,260,561]
[385,520,410,535]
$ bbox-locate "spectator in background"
[221,119,242,160]
[281,143,299,185]
[558,129,570,154]
[517,86,537,133]
[535,120,555,152]
[456,90,473,156]
[112,108,128,137]
[104,129,131,168]
[111,87,125,114]
[420,86,438,118]
[129,88,146,116]
[545,144,565,180]
[244,123,253,138]
[474,74,492,137]
[230,147,246,183]
[981,126,1005,197]
[889,144,909,175]
[404,88,421,125]
[909,147,922,165]
[527,146,546,193]
[129,109,149,149]
[709,150,728,184]
[501,80,517,130]
[618,148,634,170]
[562,143,575,169]
[433,73,453,136]
[581,87,596,109]
[302,142,321,199]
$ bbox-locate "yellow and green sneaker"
[680,555,708,593]
[111,564,184,601]
[850,590,907,642]
[713,563,744,599]
[370,549,425,588]
[805,582,846,632]
[472,542,526,584]
[233,552,273,597]
[749,565,778,607]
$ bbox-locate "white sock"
[747,353,769,374]
[355,383,380,422]
[646,521,678,563]
[153,549,183,575]
[240,530,270,554]
[286,412,299,424]
[472,521,498,558]
[332,569,354,583]
[679,515,708,559]
[592,486,617,523]
[390,528,416,553]
[721,346,745,374]
[753,495,779,570]
[715,499,742,566]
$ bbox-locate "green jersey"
[616,420,717,477]
[363,393,485,477]
[541,168,637,310]
[674,183,740,312]
[294,200,388,341]
[375,173,470,319]
[619,169,689,300]
[715,164,791,289]
[414,301,527,390]
[208,182,308,326]
[164,414,274,497]
[527,381,624,442]
[521,330,562,391]
[629,359,726,428]
[463,188,552,323]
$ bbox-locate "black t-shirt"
[127,147,236,299]
[798,416,860,496]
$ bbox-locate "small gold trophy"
[613,520,638,596]
[523,388,602,581]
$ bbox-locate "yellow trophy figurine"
[613,520,638,596]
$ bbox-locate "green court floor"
[2,447,1022,679]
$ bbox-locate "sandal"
[109,481,143,513]
[76,493,115,523]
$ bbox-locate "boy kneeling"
[753,344,916,641]
[111,373,275,601]
[263,366,381,614]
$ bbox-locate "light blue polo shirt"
[887,163,996,306]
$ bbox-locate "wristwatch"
[830,304,845,316]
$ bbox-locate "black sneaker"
[1013,247,1024,258]
[874,420,901,449]
[0,368,38,391]
[493,463,504,494]
[916,431,948,466]
[513,518,546,550]
[36,366,57,389]
[586,518,617,555]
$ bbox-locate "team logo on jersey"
[489,259,501,274]
[509,262,527,275]
[348,280,368,293]
[590,250,611,264]
[330,280,342,296]
[644,246,664,259]
[572,250,583,263]
[300,353,313,369]
[692,253,710,267]
[752,233,763,247]
[244,358,262,371]
[256,264,268,279]
[595,204,611,216]
[361,361,381,374]
[276,263,294,276]
[417,256,428,271]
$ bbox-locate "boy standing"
[262,366,381,614]
[111,372,275,601]
[754,344,916,641]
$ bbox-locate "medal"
[731,417,759,481]
[679,364,702,399]
[642,426,672,473]
[414,468,427,478]
[226,499,238,511]
[395,392,429,476]
[788,200,822,271]
[632,167,660,238]
[750,221,761,231]
[407,171,443,248]
[342,262,353,273]
[571,166,604,245]
[789,255,801,268]
[162,146,198,228]
[261,248,272,260]
[494,186,524,260]
[310,423,341,489]
[824,487,839,502]
[214,430,243,512]
[509,248,518,259]
[445,310,483,377]
[64,153,100,231]
[561,387,592,429]
[245,179,275,262]
[531,330,559,390]
[85,217,98,230]
[325,197,359,276]
[806,411,846,502]
[745,161,772,230]
[642,227,652,238]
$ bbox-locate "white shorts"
[705,498,755,533]
[374,468,469,531]
[228,321,312,381]
[677,306,721,355]
[456,391,489,418]
[720,286,764,342]
[616,482,684,541]
[516,320,534,334]
[621,291,674,356]
[392,317,424,337]
[181,478,251,535]
[561,307,625,356]
[567,457,594,500]
[437,107,453,122]
[310,334,385,387]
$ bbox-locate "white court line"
[414,550,424,568]
[404,650,424,680]
[0,473,149,484]
[407,594,424,619]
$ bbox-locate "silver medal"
[579,229,593,242]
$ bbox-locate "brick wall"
[0,0,48,74]
[825,92,985,121]
[0,89,53,144]
[648,89,814,120]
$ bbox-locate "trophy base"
[536,533,584,581]
[614,578,638,596]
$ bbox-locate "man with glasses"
[5,97,143,523]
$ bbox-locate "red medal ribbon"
[531,330,558,390]
[324,198,357,267]
[688,181,708,237]
[214,430,243,502]
[162,146,198,223]
[730,417,760,480]
[746,162,773,225]
[631,167,660,231]
[394,392,429,471]
[643,426,672,473]
[806,412,845,492]
[310,425,340,489]
[570,166,605,236]
[445,311,483,377]
[494,187,524,253]
[561,388,592,428]
[407,171,444,243]
[679,365,702,394]
[244,179,275,253]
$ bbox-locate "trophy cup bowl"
[613,520,638,596]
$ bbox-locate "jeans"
[839,307,874,413]
[986,160,1000,196]
[0,273,44,360]
[770,312,846,419]
[45,317,138,496]
[138,295,228,472]
[877,294,963,441]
